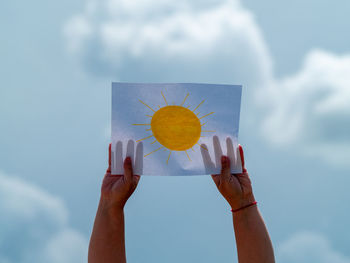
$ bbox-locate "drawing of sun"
[133,91,215,164]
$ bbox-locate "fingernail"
[126,157,131,163]
[221,156,227,164]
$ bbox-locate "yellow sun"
[151,105,201,151]
[133,91,214,164]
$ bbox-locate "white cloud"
[262,50,350,165]
[64,0,350,167]
[43,229,88,263]
[63,0,273,88]
[277,231,350,263]
[0,171,88,263]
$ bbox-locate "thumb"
[221,155,231,181]
[133,175,141,186]
[124,156,133,183]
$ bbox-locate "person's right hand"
[213,145,255,210]
[201,136,255,210]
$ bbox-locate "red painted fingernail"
[221,156,228,163]
[125,157,131,163]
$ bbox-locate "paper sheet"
[111,83,242,176]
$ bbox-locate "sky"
[0,0,349,262]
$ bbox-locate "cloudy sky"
[1,0,349,262]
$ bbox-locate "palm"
[217,174,243,199]
[219,172,253,205]
[100,141,142,208]
[101,174,123,196]
[101,172,138,206]
[200,136,255,210]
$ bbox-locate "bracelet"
[231,201,257,213]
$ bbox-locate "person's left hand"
[100,140,143,211]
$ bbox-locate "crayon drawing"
[111,83,242,176]
[133,91,215,164]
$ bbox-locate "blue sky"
[1,0,349,262]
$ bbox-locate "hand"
[100,140,143,211]
[200,136,255,210]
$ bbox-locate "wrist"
[98,197,125,219]
[231,201,257,213]
[228,194,256,211]
[232,203,258,222]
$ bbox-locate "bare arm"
[88,143,141,263]
[233,205,273,263]
[229,146,274,263]
[89,202,126,263]
[206,137,275,263]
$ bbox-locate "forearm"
[88,200,126,263]
[233,205,275,263]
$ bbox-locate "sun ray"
[197,143,208,151]
[161,91,168,105]
[166,151,172,164]
[139,99,156,112]
[144,146,165,157]
[185,150,191,161]
[193,100,204,112]
[180,93,189,106]
[134,92,215,165]
[199,112,214,120]
[136,135,153,142]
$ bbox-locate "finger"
[133,175,141,186]
[106,143,111,173]
[221,155,231,181]
[235,145,242,173]
[126,139,135,164]
[134,142,143,175]
[115,141,123,174]
[211,174,220,187]
[200,143,215,174]
[111,148,115,173]
[213,135,223,169]
[226,137,236,172]
[239,144,247,173]
[124,156,133,183]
